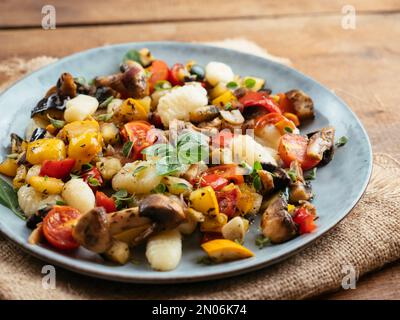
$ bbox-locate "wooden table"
[1,0,399,299]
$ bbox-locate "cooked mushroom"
[31,93,68,118]
[56,72,77,99]
[307,126,335,166]
[10,133,24,154]
[181,162,208,183]
[29,128,47,142]
[288,160,313,203]
[95,61,147,98]
[189,105,220,124]
[139,194,186,231]
[107,207,151,235]
[261,163,291,191]
[261,194,297,243]
[73,207,112,253]
[285,89,315,121]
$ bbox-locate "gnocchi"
[62,178,95,214]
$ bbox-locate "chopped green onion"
[284,127,293,133]
[99,96,114,108]
[255,235,271,249]
[244,78,256,89]
[226,81,238,89]
[336,136,349,147]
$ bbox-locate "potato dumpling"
[62,178,95,214]
[64,94,99,122]
[205,61,234,86]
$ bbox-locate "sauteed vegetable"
[0,48,346,271]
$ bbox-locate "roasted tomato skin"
[95,191,116,213]
[216,188,240,218]
[168,63,186,86]
[239,92,282,114]
[205,164,244,185]
[42,206,81,250]
[148,60,169,93]
[200,174,229,191]
[121,121,156,160]
[278,133,320,170]
[293,207,316,234]
[81,167,103,190]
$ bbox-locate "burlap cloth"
[0,40,399,300]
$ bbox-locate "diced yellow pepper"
[26,138,66,165]
[68,132,102,166]
[189,186,219,216]
[0,158,18,177]
[138,96,151,114]
[288,204,295,214]
[200,213,228,233]
[209,82,228,100]
[13,165,27,189]
[201,239,254,262]
[58,119,100,141]
[212,91,236,107]
[29,176,64,194]
[114,98,148,122]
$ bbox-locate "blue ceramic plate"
[0,42,372,283]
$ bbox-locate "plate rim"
[0,41,373,283]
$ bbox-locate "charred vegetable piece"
[285,89,315,121]
[31,93,68,118]
[288,161,313,203]
[261,163,291,191]
[29,128,47,142]
[307,127,335,166]
[261,194,297,243]
[56,73,77,99]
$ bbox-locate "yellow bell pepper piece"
[212,91,236,108]
[189,186,219,216]
[30,176,64,194]
[115,98,148,122]
[201,239,254,262]
[209,82,228,100]
[0,158,18,177]
[58,119,100,141]
[200,213,228,233]
[13,165,27,189]
[287,204,295,214]
[26,138,66,165]
[68,132,102,166]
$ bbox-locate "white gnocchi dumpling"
[146,229,182,271]
[64,94,99,122]
[17,185,62,217]
[61,178,95,214]
[230,134,278,166]
[205,61,234,86]
[157,84,208,127]
[112,160,162,194]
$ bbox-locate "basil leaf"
[56,200,66,206]
[0,177,25,220]
[253,175,262,192]
[47,114,65,129]
[113,189,128,199]
[253,161,262,171]
[123,49,141,64]
[81,163,93,171]
[287,169,298,183]
[87,177,101,187]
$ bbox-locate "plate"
[0,42,372,283]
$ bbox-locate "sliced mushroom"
[189,105,220,124]
[95,61,147,98]
[288,160,313,203]
[10,133,24,154]
[73,207,112,253]
[285,89,315,121]
[307,126,335,166]
[220,109,245,125]
[139,194,186,231]
[107,207,151,235]
[261,194,297,243]
[181,162,208,183]
[31,93,68,118]
[56,72,77,99]
[261,163,291,191]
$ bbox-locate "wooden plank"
[1,0,400,27]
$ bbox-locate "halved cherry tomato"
[201,232,223,244]
[216,188,240,218]
[239,91,282,114]
[283,112,300,127]
[278,134,320,170]
[148,60,169,93]
[205,164,244,185]
[39,158,76,180]
[255,113,297,135]
[121,121,157,160]
[200,174,229,191]
[95,191,116,213]
[42,206,81,250]
[276,93,294,113]
[168,63,186,86]
[212,130,234,148]
[293,207,316,234]
[81,167,103,190]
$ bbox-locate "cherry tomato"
[148,60,169,93]
[255,113,286,129]
[216,188,240,218]
[95,191,116,213]
[278,134,320,170]
[276,93,294,113]
[200,174,229,191]
[205,164,244,185]
[121,121,157,160]
[40,158,76,180]
[168,63,186,86]
[81,167,103,190]
[293,207,316,234]
[239,92,282,114]
[42,206,81,250]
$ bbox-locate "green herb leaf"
[74,76,87,86]
[113,189,128,199]
[81,163,93,171]
[253,175,262,192]
[0,177,25,220]
[284,126,293,133]
[154,80,172,91]
[152,183,167,194]
[253,161,263,171]
[336,136,349,147]
[87,177,101,187]
[99,96,114,109]
[244,78,256,88]
[122,141,134,158]
[226,81,238,89]
[95,113,113,122]
[123,49,141,64]
[255,235,271,249]
[47,114,65,129]
[287,169,298,183]
[224,102,233,110]
[132,165,147,176]
[112,189,136,210]
[304,168,317,181]
[56,200,66,206]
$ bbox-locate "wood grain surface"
[0,0,399,299]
